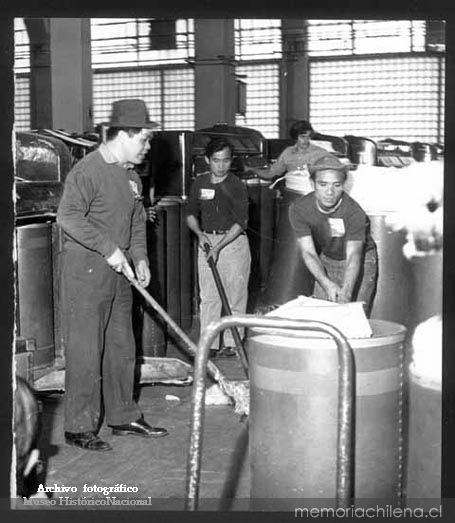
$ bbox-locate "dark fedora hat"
[102,99,159,129]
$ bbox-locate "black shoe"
[64,431,112,452]
[209,349,219,358]
[110,417,169,438]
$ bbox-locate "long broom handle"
[203,243,249,377]
[122,271,225,384]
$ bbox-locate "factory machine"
[14,131,96,384]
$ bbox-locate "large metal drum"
[15,222,55,370]
[368,215,413,329]
[244,178,262,311]
[159,199,181,327]
[406,254,442,500]
[248,319,406,507]
[142,206,167,357]
[406,363,441,499]
[258,180,277,298]
[409,252,442,331]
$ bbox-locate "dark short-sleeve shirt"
[289,192,376,260]
[186,172,249,231]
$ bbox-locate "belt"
[203,230,246,236]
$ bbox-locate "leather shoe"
[110,417,169,438]
[64,431,112,451]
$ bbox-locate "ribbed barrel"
[248,319,406,507]
[16,223,55,370]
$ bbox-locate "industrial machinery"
[14,131,73,382]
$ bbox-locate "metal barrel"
[258,180,277,297]
[263,190,314,307]
[406,254,442,501]
[368,215,413,329]
[142,206,167,357]
[406,363,441,500]
[409,252,442,332]
[179,199,194,331]
[244,178,262,311]
[185,315,356,511]
[15,222,55,371]
[158,198,181,328]
[248,319,406,507]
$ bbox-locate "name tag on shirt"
[200,188,215,200]
[328,218,345,237]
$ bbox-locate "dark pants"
[313,248,378,317]
[61,248,141,433]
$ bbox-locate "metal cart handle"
[185,314,356,511]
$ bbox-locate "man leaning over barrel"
[57,99,168,451]
[289,154,378,316]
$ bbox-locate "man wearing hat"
[289,154,378,315]
[57,99,168,451]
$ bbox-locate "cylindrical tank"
[344,135,377,166]
[409,252,442,330]
[179,199,193,331]
[159,198,181,326]
[248,319,406,507]
[244,178,262,312]
[142,206,167,357]
[263,190,314,307]
[406,315,441,500]
[16,222,55,370]
[258,180,277,297]
[368,215,413,329]
[406,253,442,500]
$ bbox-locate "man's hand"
[205,243,221,264]
[106,248,135,280]
[323,280,342,302]
[135,259,151,288]
[337,290,352,304]
[145,206,158,222]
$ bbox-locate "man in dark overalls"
[57,99,168,451]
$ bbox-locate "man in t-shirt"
[289,154,378,316]
[186,138,251,356]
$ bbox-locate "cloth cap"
[309,154,348,176]
[102,99,159,129]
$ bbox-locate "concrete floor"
[33,352,251,511]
